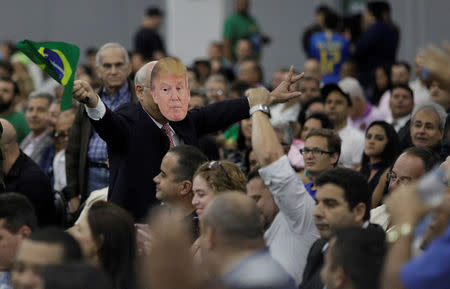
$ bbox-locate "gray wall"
[1,0,449,80]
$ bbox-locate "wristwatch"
[387,223,413,243]
[249,104,271,117]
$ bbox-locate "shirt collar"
[140,103,175,134]
[101,81,129,99]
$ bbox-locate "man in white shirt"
[247,87,319,285]
[323,84,364,169]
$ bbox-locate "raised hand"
[73,80,99,108]
[269,66,304,104]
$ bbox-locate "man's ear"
[205,226,216,250]
[17,225,32,239]
[178,180,193,196]
[136,85,145,102]
[353,202,366,223]
[331,152,340,167]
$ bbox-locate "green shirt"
[223,13,260,60]
[4,111,30,143]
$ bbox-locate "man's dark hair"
[316,5,331,15]
[86,47,98,57]
[322,83,352,107]
[190,89,207,103]
[230,80,251,98]
[202,192,264,247]
[305,113,334,130]
[315,168,371,220]
[297,96,324,125]
[168,145,208,182]
[29,228,83,262]
[247,166,261,183]
[324,10,340,30]
[305,128,342,166]
[392,61,411,74]
[367,1,388,20]
[0,77,20,95]
[0,193,37,233]
[330,227,387,289]
[146,6,163,17]
[390,84,414,99]
[298,75,320,89]
[0,60,14,77]
[402,146,440,172]
[41,263,112,289]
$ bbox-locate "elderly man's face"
[152,73,190,121]
[97,47,130,89]
[410,109,443,149]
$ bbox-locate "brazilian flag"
[17,40,80,110]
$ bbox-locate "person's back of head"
[202,191,265,249]
[41,262,112,289]
[322,227,387,289]
[367,1,387,21]
[29,228,83,262]
[87,201,136,289]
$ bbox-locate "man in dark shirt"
[133,7,166,60]
[152,145,208,241]
[1,119,55,227]
[299,168,383,289]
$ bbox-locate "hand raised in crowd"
[422,43,450,91]
[246,87,270,107]
[385,183,431,225]
[73,80,99,108]
[269,65,304,104]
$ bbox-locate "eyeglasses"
[53,130,70,139]
[207,161,232,182]
[299,148,333,156]
[387,171,413,185]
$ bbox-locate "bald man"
[201,192,297,289]
[1,119,55,226]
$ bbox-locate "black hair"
[230,80,251,98]
[0,193,37,233]
[0,60,14,77]
[316,168,371,220]
[392,61,411,74]
[297,96,324,125]
[330,227,387,289]
[29,228,83,262]
[360,121,400,179]
[41,263,112,289]
[247,166,261,183]
[0,76,20,95]
[168,145,209,182]
[87,201,136,289]
[321,83,352,107]
[390,84,414,100]
[316,5,331,15]
[305,113,334,130]
[324,10,340,30]
[146,6,163,17]
[367,1,388,20]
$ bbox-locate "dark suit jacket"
[90,98,250,221]
[299,223,385,289]
[65,80,136,201]
[5,151,56,227]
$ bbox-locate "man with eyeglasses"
[370,146,439,232]
[301,128,341,199]
[66,42,137,216]
[40,109,76,192]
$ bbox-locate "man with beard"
[0,78,29,143]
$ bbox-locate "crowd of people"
[0,0,449,289]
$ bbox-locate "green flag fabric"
[17,40,80,110]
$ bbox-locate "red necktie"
[161,123,175,148]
